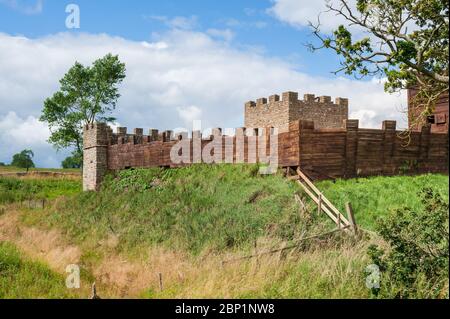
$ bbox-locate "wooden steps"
[295,168,357,235]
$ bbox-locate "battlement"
[245,91,348,108]
[91,125,280,148]
[244,91,349,132]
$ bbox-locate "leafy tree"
[61,152,82,169]
[40,54,126,158]
[11,150,35,172]
[368,188,449,298]
[0,162,5,166]
[309,0,449,127]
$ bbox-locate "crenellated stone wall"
[244,91,349,132]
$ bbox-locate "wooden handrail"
[297,169,351,226]
[296,168,353,233]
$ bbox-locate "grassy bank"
[22,165,307,255]
[316,174,449,230]
[2,165,447,298]
[0,241,77,299]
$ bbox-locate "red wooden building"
[408,87,449,133]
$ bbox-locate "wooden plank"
[345,202,358,235]
[297,180,347,229]
[297,169,351,226]
[318,194,322,216]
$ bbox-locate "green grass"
[0,177,81,204]
[23,164,307,255]
[6,165,448,298]
[20,165,449,255]
[315,174,449,230]
[0,242,77,299]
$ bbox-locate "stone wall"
[244,91,348,132]
[83,123,109,191]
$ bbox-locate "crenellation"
[212,128,222,136]
[319,96,332,103]
[282,91,298,103]
[382,120,397,131]
[256,98,267,105]
[269,94,280,103]
[162,130,173,142]
[245,91,349,133]
[245,101,256,108]
[117,127,127,135]
[335,97,348,107]
[304,94,315,102]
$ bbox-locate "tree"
[11,150,35,172]
[61,153,82,169]
[40,54,126,161]
[368,188,449,298]
[308,0,449,128]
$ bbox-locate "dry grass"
[0,207,374,299]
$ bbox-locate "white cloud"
[268,0,359,34]
[207,28,234,42]
[0,112,62,167]
[145,15,199,30]
[0,0,43,15]
[177,106,203,127]
[223,18,268,30]
[0,30,406,167]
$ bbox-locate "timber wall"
[83,120,448,190]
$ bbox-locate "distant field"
[0,176,81,204]
[0,165,81,174]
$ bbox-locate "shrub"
[368,188,449,298]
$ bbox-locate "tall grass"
[0,177,81,204]
[0,242,77,299]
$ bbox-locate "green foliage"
[368,188,449,298]
[316,174,448,229]
[0,162,5,166]
[61,151,82,169]
[0,242,76,298]
[40,54,126,155]
[0,177,81,204]
[11,150,35,171]
[310,0,449,114]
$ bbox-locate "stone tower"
[244,91,349,132]
[83,123,109,191]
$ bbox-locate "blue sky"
[0,0,341,76]
[0,0,406,167]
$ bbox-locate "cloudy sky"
[0,0,407,168]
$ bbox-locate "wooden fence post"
[382,120,396,174]
[158,273,163,292]
[344,120,359,178]
[345,202,358,235]
[317,194,322,216]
